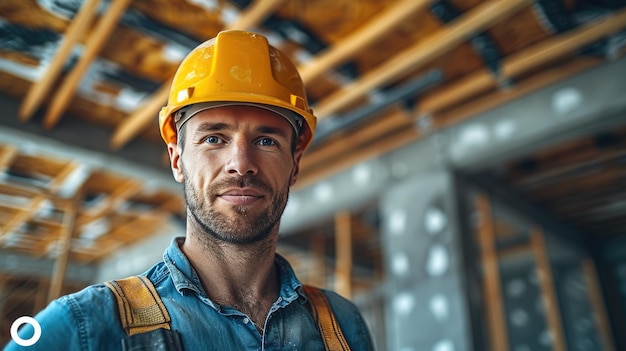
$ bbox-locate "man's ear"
[289,143,305,186]
[167,143,184,183]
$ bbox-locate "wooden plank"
[34,279,49,313]
[334,211,352,299]
[475,194,509,351]
[48,161,81,192]
[78,178,141,223]
[298,0,430,84]
[43,0,132,129]
[312,0,533,118]
[308,39,605,178]
[110,80,171,149]
[226,0,285,30]
[581,258,616,351]
[47,196,79,302]
[301,105,408,170]
[297,54,602,189]
[435,57,599,129]
[309,234,326,287]
[498,242,532,260]
[0,145,18,169]
[529,227,566,351]
[419,8,626,115]
[297,118,419,190]
[18,0,102,121]
[0,160,82,243]
[0,196,47,241]
[525,166,624,201]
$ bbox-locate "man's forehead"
[188,106,294,131]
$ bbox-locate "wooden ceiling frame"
[0,145,184,261]
[73,211,168,263]
[511,148,626,188]
[419,8,626,116]
[18,0,102,122]
[0,145,18,169]
[295,9,626,189]
[43,0,132,129]
[297,0,430,84]
[0,161,79,244]
[78,177,142,225]
[1,0,624,274]
[109,0,529,147]
[311,0,533,118]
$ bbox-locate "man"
[5,30,374,350]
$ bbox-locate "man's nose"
[224,140,258,176]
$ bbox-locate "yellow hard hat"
[159,30,317,150]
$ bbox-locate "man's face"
[168,105,303,244]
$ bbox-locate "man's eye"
[204,136,222,144]
[257,138,276,146]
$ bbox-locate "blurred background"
[1,0,626,350]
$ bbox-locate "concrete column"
[381,171,471,350]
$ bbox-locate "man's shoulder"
[317,288,360,315]
[65,260,169,306]
[59,282,117,309]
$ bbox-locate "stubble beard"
[183,167,289,245]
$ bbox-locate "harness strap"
[106,277,351,351]
[105,276,171,336]
[302,285,352,351]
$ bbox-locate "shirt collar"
[163,236,307,304]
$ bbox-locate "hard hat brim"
[174,101,305,138]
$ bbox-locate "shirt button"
[243,318,250,324]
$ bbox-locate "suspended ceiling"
[0,0,625,268]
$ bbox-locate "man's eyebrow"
[256,126,291,140]
[192,122,231,134]
[191,122,291,139]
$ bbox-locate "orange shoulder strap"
[105,275,172,336]
[302,285,352,351]
[106,277,351,350]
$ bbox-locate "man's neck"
[181,227,280,329]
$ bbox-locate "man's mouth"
[218,188,264,205]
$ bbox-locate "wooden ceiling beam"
[18,0,102,122]
[110,0,283,150]
[78,179,141,224]
[300,56,585,184]
[311,0,533,119]
[526,166,625,200]
[0,182,45,200]
[419,8,626,115]
[48,194,79,302]
[512,148,626,188]
[298,0,430,84]
[297,120,420,190]
[110,80,171,150]
[43,0,132,130]
[300,106,409,170]
[298,9,624,187]
[226,0,286,30]
[434,57,601,129]
[79,213,167,263]
[0,196,47,241]
[0,144,18,170]
[0,161,80,244]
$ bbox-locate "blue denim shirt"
[5,237,373,350]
